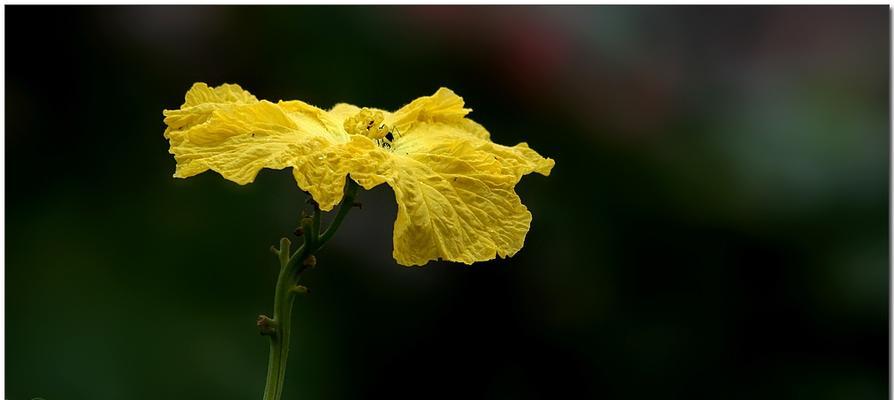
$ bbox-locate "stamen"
[344,109,401,151]
[344,108,387,139]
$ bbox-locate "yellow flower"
[164,83,555,266]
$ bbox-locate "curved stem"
[317,179,360,250]
[311,202,321,240]
[261,179,360,400]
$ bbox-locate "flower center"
[344,108,398,149]
[344,108,389,140]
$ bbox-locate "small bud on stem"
[290,285,309,295]
[257,315,277,336]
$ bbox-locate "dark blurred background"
[6,5,889,400]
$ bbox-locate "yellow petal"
[381,139,551,266]
[350,90,554,265]
[163,83,360,211]
[393,120,554,180]
[346,88,554,265]
[163,83,258,137]
[389,87,472,134]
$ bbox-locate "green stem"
[311,202,321,240]
[262,238,303,400]
[317,180,359,250]
[261,179,360,400]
